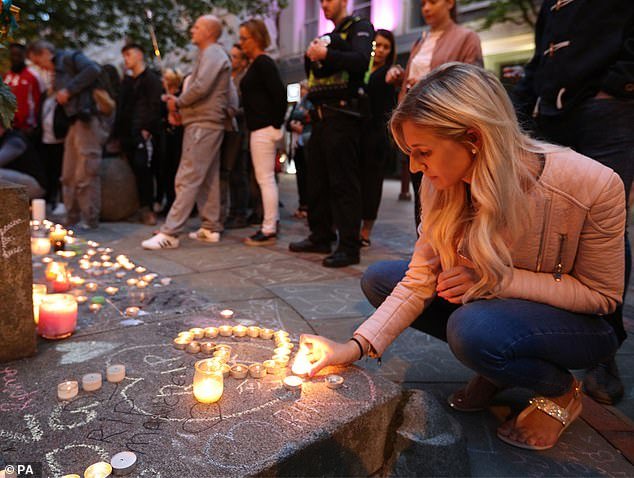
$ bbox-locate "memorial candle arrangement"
[37,294,78,339]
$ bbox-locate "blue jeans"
[361,260,619,397]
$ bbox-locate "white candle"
[230,364,248,379]
[31,237,51,255]
[220,309,234,320]
[106,364,125,383]
[31,198,46,222]
[57,380,79,400]
[82,373,102,392]
[110,451,137,475]
[84,462,112,478]
[283,375,303,392]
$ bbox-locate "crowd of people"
[1,0,632,453]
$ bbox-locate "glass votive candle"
[220,309,234,320]
[85,282,98,292]
[193,358,224,404]
[37,294,78,339]
[57,380,79,400]
[249,363,266,379]
[247,326,260,338]
[230,364,248,379]
[263,360,278,374]
[189,328,205,340]
[219,325,233,337]
[232,325,247,337]
[52,273,71,293]
[31,236,51,255]
[204,327,219,338]
[32,284,47,324]
[260,328,274,340]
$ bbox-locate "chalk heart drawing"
[204,420,285,471]
[57,341,122,365]
[44,443,109,477]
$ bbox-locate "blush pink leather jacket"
[355,148,626,356]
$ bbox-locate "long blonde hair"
[391,63,548,301]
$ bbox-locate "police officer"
[289,0,374,268]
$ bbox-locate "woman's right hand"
[385,65,404,85]
[299,334,361,377]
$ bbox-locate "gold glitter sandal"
[497,380,582,451]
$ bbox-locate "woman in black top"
[360,29,397,246]
[239,19,287,246]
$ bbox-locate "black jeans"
[220,130,249,219]
[537,97,634,345]
[126,135,157,209]
[41,142,64,204]
[307,112,362,255]
[360,120,390,221]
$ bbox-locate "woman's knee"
[361,260,407,308]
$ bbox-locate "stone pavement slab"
[1,319,402,477]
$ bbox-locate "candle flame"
[291,347,312,376]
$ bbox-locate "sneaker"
[188,228,220,243]
[244,230,277,246]
[52,203,66,216]
[142,232,179,250]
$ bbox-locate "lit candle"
[189,328,205,339]
[186,341,201,354]
[263,360,278,374]
[61,474,81,478]
[125,306,140,317]
[249,363,266,379]
[135,266,147,273]
[76,295,88,304]
[273,347,292,357]
[42,256,53,264]
[230,364,248,379]
[56,250,76,258]
[126,278,138,286]
[37,294,77,339]
[283,375,303,392]
[105,286,118,296]
[137,280,148,289]
[220,309,234,320]
[106,364,126,383]
[89,303,102,313]
[275,336,292,347]
[100,254,111,261]
[102,261,113,268]
[173,336,192,350]
[193,358,224,403]
[200,342,215,354]
[57,380,79,400]
[45,261,65,281]
[82,373,102,392]
[272,354,290,368]
[204,327,219,338]
[84,462,112,478]
[86,248,97,256]
[325,374,345,389]
[232,325,247,337]
[85,282,98,292]
[31,236,51,255]
[219,325,233,337]
[87,241,99,247]
[52,272,71,293]
[49,226,67,252]
[70,276,85,286]
[260,328,274,340]
[291,348,313,377]
[115,272,126,279]
[274,330,290,340]
[212,349,230,363]
[32,284,47,324]
[247,326,260,338]
[142,273,157,282]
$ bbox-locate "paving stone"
[173,270,276,302]
[269,277,374,321]
[232,259,353,287]
[0,320,402,477]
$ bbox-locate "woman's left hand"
[436,266,479,304]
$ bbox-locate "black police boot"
[583,356,624,405]
[322,251,360,268]
[289,238,331,254]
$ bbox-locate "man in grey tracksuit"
[142,15,231,249]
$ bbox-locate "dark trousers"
[161,127,183,212]
[41,142,64,204]
[220,131,248,219]
[307,113,362,255]
[361,120,389,221]
[293,144,308,209]
[126,136,157,209]
[537,97,634,345]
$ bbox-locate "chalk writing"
[0,218,25,260]
[44,443,109,477]
[0,367,37,412]
[49,398,100,431]
[0,414,42,443]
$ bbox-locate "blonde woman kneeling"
[300,63,624,451]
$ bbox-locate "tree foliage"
[10,0,287,51]
[461,0,540,30]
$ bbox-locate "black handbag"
[53,103,71,139]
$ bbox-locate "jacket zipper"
[536,197,551,272]
[553,233,566,282]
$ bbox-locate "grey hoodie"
[176,43,231,129]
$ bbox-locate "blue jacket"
[53,50,101,119]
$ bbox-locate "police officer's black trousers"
[306,112,362,256]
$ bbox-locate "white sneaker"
[142,232,180,250]
[188,228,220,243]
[52,203,66,215]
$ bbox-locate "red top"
[4,67,42,131]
